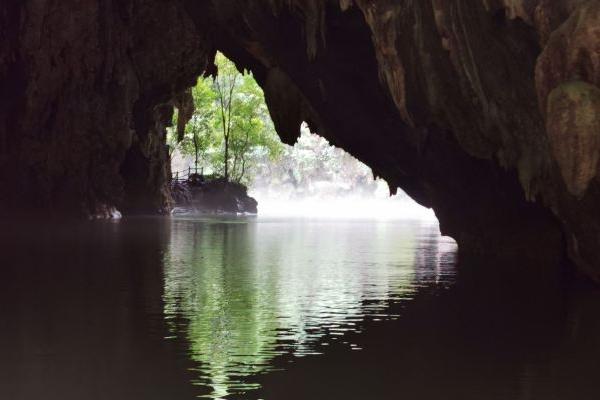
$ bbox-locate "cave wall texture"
[1,0,599,280]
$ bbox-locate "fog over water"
[247,127,430,219]
[249,185,436,220]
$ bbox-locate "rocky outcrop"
[1,1,599,280]
[171,178,258,214]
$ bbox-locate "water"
[163,216,455,398]
[1,216,599,400]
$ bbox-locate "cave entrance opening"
[168,53,434,220]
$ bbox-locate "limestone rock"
[172,179,258,214]
[546,81,600,197]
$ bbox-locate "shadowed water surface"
[0,216,599,400]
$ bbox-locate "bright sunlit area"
[248,124,436,220]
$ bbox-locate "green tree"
[169,53,283,184]
[227,73,283,182]
[188,79,216,169]
[213,53,240,181]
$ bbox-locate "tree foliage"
[169,53,283,184]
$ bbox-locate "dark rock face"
[171,179,258,214]
[0,1,211,217]
[1,1,599,280]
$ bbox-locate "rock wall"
[1,1,599,279]
[0,0,211,217]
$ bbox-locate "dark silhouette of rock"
[171,178,257,214]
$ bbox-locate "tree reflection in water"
[162,217,456,398]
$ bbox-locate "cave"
[2,2,600,398]
[2,1,598,279]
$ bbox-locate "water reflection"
[162,217,456,398]
[3,218,600,400]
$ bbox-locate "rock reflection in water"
[0,220,199,400]
[162,217,456,398]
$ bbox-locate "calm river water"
[1,216,599,399]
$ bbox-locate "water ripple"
[163,217,457,398]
